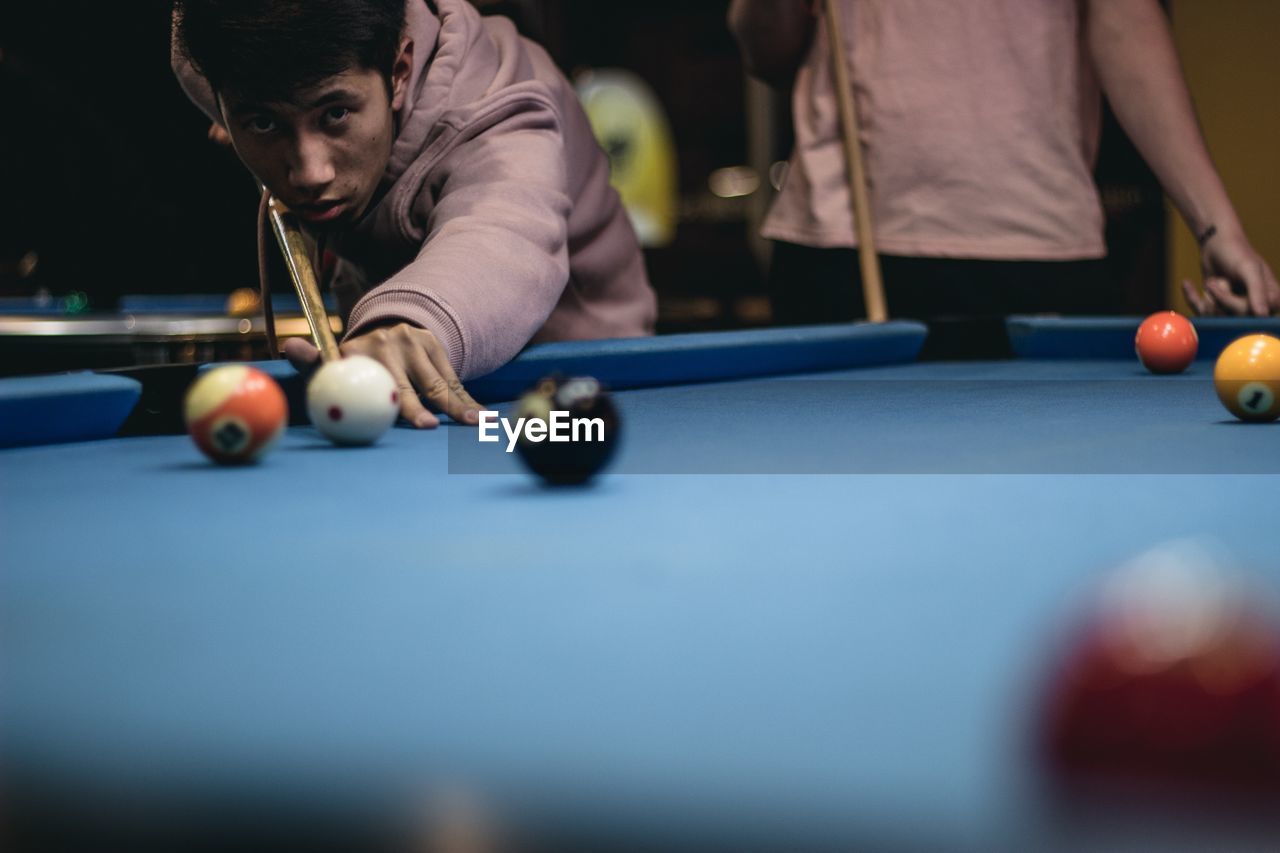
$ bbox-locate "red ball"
[184,365,288,465]
[1042,548,1280,787]
[1135,311,1198,374]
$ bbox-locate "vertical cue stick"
[822,0,888,323]
[264,195,342,362]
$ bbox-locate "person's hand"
[1182,228,1280,316]
[283,323,482,428]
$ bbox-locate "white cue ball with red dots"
[305,355,400,446]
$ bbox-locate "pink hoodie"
[174,0,656,379]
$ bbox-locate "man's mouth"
[294,200,346,223]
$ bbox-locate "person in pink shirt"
[729,0,1278,327]
[172,0,656,428]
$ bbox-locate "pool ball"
[306,354,400,445]
[1135,311,1197,374]
[1041,544,1280,786]
[513,375,620,485]
[1214,334,1280,422]
[184,364,288,465]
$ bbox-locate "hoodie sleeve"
[344,93,572,380]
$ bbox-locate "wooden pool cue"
[263,193,341,362]
[822,0,888,323]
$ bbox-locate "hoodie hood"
[387,0,543,182]
[386,0,443,183]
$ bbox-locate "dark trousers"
[767,241,1112,357]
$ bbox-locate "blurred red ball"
[1042,546,1280,786]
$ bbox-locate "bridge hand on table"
[283,323,481,428]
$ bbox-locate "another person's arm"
[1086,0,1279,315]
[727,0,818,87]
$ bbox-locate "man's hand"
[283,323,482,428]
[1181,229,1280,317]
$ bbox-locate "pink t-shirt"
[764,0,1106,260]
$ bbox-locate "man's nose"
[287,132,336,197]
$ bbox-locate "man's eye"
[323,107,350,126]
[246,117,276,134]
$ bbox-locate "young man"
[173,0,656,428]
[728,0,1279,325]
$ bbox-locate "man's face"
[220,53,410,229]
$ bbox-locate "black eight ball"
[514,375,620,485]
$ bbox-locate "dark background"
[1,0,260,304]
[0,1,1165,325]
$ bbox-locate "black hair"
[173,0,407,104]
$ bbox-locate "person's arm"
[727,0,818,87]
[1086,0,1279,315]
[346,110,572,377]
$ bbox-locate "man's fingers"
[414,332,484,417]
[1237,263,1271,317]
[406,347,480,425]
[390,364,440,429]
[1260,264,1280,316]
[1206,276,1251,315]
[282,337,322,373]
[405,391,441,429]
[421,343,482,422]
[1182,279,1212,315]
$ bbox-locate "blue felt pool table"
[3,319,1280,849]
